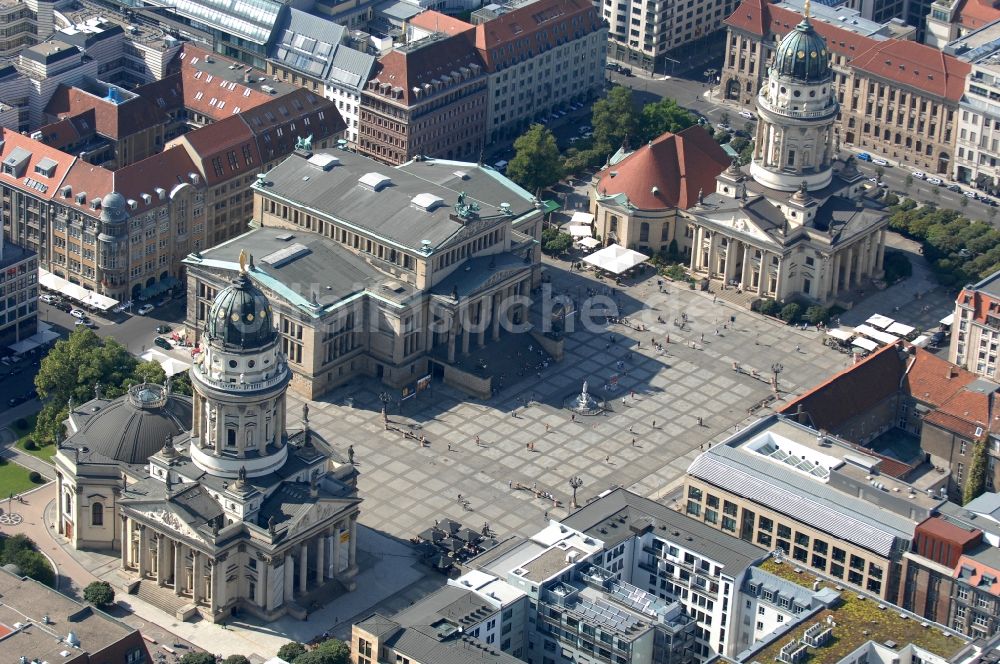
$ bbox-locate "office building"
[950,270,1000,381]
[947,23,1000,189]
[0,234,38,348]
[0,0,52,59]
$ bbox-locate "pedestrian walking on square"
[605,455,610,463]
[632,437,636,446]
[448,443,452,451]
[526,442,530,451]
[545,423,551,433]
[629,424,634,433]
[475,435,481,446]
[622,397,627,407]
[652,419,656,428]
[571,413,576,422]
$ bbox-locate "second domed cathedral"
[53,254,361,622]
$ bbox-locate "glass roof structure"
[144,0,282,44]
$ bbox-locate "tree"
[83,581,115,608]
[875,165,885,180]
[179,654,217,664]
[506,124,563,194]
[757,299,780,316]
[804,305,829,325]
[223,656,251,664]
[293,639,350,664]
[905,174,914,190]
[541,227,573,255]
[720,111,730,125]
[779,303,802,323]
[33,328,161,444]
[964,439,989,504]
[0,534,55,586]
[638,98,696,142]
[278,643,308,662]
[590,86,636,153]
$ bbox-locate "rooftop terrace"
[748,559,968,664]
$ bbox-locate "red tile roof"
[238,88,345,164]
[903,346,978,407]
[780,343,905,432]
[473,0,603,71]
[171,115,260,186]
[954,554,1000,594]
[372,33,485,106]
[178,44,273,121]
[924,387,991,440]
[595,126,734,211]
[410,10,475,37]
[0,128,76,201]
[43,84,167,140]
[724,0,770,38]
[851,39,970,102]
[957,285,1000,325]
[35,115,88,150]
[726,0,875,60]
[958,0,1000,31]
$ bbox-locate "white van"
[493,160,508,172]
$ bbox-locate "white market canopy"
[577,237,601,248]
[583,243,649,275]
[940,313,955,326]
[569,211,595,225]
[40,269,118,310]
[854,324,898,346]
[568,224,593,238]
[886,322,915,337]
[826,328,854,341]
[866,314,895,330]
[852,337,879,352]
[140,349,191,377]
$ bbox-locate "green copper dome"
[206,270,276,351]
[772,18,831,83]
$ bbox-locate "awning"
[826,328,853,341]
[886,322,915,337]
[541,199,561,215]
[8,339,39,354]
[854,324,898,345]
[578,237,601,249]
[852,337,879,352]
[569,211,594,225]
[568,224,593,238]
[40,269,118,309]
[26,325,60,346]
[139,276,179,300]
[866,314,895,330]
[911,335,930,348]
[940,313,955,326]
[583,243,649,275]
[140,349,190,377]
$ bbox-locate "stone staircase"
[709,279,759,309]
[132,580,197,620]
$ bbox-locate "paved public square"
[292,258,859,542]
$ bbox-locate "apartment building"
[1,44,344,304]
[357,30,487,165]
[926,0,1000,48]
[561,487,766,659]
[0,235,38,348]
[184,150,541,398]
[946,22,1000,190]
[722,0,960,174]
[265,9,376,148]
[602,0,736,73]
[0,0,52,59]
[951,270,1000,382]
[685,415,947,602]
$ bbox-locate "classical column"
[208,559,217,613]
[333,523,343,575]
[876,230,886,272]
[315,536,325,583]
[283,554,294,602]
[256,556,267,607]
[139,526,149,577]
[173,541,184,595]
[156,535,167,586]
[831,252,842,298]
[215,557,228,609]
[741,245,751,289]
[120,516,129,569]
[757,251,768,296]
[214,407,224,454]
[461,306,471,355]
[707,234,718,278]
[689,227,701,271]
[348,517,358,569]
[298,542,308,593]
[192,551,203,603]
[491,293,501,341]
[843,248,854,292]
[446,315,457,363]
[477,299,486,348]
[56,473,64,535]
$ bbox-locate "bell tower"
[188,251,292,479]
[750,0,838,192]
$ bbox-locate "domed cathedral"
[685,0,889,306]
[53,252,361,623]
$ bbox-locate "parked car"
[39,294,57,304]
[578,125,591,134]
[857,152,872,161]
[716,123,730,131]
[621,68,633,77]
[871,157,889,166]
[154,336,172,350]
[947,183,963,193]
[137,303,154,315]
[738,110,754,119]
[911,171,926,179]
[964,190,978,199]
[70,308,86,319]
[927,177,944,186]
[54,301,72,312]
[982,197,998,206]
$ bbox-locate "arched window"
[91,502,104,526]
[63,491,72,514]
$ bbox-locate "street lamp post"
[771,362,784,393]
[379,391,391,429]
[569,476,583,510]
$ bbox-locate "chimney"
[947,367,957,379]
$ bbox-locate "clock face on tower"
[208,269,277,350]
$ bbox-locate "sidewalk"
[0,427,56,480]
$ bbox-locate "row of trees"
[175,639,349,664]
[887,199,1000,286]
[506,87,703,193]
[0,534,55,586]
[32,327,191,446]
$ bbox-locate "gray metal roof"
[560,487,766,576]
[257,152,536,252]
[328,47,376,92]
[391,585,497,628]
[688,442,915,557]
[144,0,282,44]
[269,9,345,80]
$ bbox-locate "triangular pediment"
[127,503,203,541]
